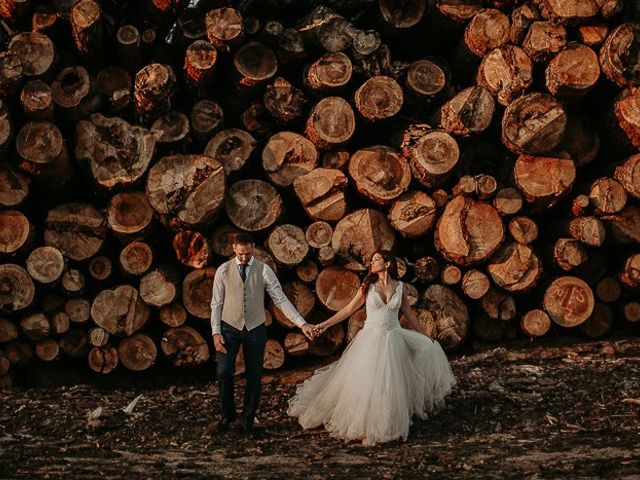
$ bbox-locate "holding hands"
[300,322,329,341]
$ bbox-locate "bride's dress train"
[287,282,456,444]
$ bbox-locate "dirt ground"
[1,338,639,480]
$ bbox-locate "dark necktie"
[240,263,248,282]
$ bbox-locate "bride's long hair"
[361,250,399,293]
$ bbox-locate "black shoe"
[216,417,234,433]
[240,417,254,434]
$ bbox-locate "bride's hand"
[313,322,328,337]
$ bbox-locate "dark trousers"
[216,322,267,422]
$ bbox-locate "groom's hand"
[213,334,227,354]
[301,323,316,341]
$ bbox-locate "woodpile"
[0,0,639,385]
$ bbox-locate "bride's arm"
[400,289,430,337]
[315,289,366,334]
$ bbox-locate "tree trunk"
[20,312,49,341]
[35,338,59,361]
[8,32,55,77]
[26,246,64,284]
[95,67,132,113]
[267,224,309,267]
[620,253,640,288]
[116,24,141,72]
[514,154,575,209]
[422,284,469,349]
[434,195,504,266]
[119,241,153,276]
[487,241,541,292]
[181,267,215,319]
[461,269,490,299]
[205,7,243,51]
[354,76,403,122]
[401,127,459,189]
[150,111,190,146]
[0,210,33,255]
[134,63,176,122]
[349,146,411,205]
[439,86,494,137]
[388,191,436,238]
[545,43,600,98]
[520,309,551,337]
[65,298,91,324]
[283,332,309,357]
[481,287,516,321]
[184,39,217,90]
[304,52,352,92]
[464,8,511,59]
[477,45,533,106]
[225,179,282,232]
[262,131,318,187]
[332,208,396,271]
[106,191,154,240]
[159,303,187,327]
[204,128,256,175]
[588,177,627,215]
[51,66,99,121]
[269,280,315,328]
[89,327,109,347]
[263,339,285,370]
[305,221,333,249]
[522,20,566,62]
[91,285,150,335]
[501,92,567,155]
[0,264,34,312]
[296,259,319,283]
[0,165,29,208]
[305,96,355,150]
[579,302,613,338]
[20,80,54,119]
[615,153,640,200]
[146,154,225,230]
[173,231,210,269]
[293,168,348,222]
[553,238,588,271]
[233,41,277,89]
[61,269,85,295]
[543,276,595,327]
[190,100,223,140]
[70,0,102,65]
[315,266,360,312]
[88,345,118,374]
[599,23,640,87]
[118,333,157,371]
[569,216,607,247]
[140,266,179,308]
[508,216,538,244]
[16,121,72,189]
[160,325,209,366]
[595,276,621,303]
[264,76,306,124]
[75,114,156,189]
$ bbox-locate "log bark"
[623,302,640,323]
[182,267,215,319]
[349,146,411,205]
[160,325,209,366]
[204,128,256,175]
[0,264,34,312]
[173,231,210,269]
[379,0,425,28]
[477,45,533,106]
[262,131,318,187]
[267,224,309,267]
[434,195,504,266]
[577,24,609,47]
[44,203,105,261]
[210,224,240,258]
[293,168,348,222]
[91,285,150,335]
[332,208,396,271]
[413,256,440,283]
[146,154,225,230]
[26,246,64,284]
[305,96,355,150]
[388,191,436,238]
[441,264,462,285]
[543,276,595,327]
[75,114,156,189]
[118,333,156,371]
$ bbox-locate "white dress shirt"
[210,256,307,335]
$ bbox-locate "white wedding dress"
[287,281,456,444]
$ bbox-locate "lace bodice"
[363,281,403,333]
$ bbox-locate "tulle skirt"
[287,325,456,445]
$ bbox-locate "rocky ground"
[1,338,639,479]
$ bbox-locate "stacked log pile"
[0,0,639,385]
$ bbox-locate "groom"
[210,232,316,433]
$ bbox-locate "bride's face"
[370,254,390,273]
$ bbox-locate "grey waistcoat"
[221,259,266,331]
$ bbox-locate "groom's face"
[233,242,254,264]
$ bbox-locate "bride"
[287,250,456,445]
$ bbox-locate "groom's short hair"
[232,232,254,246]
